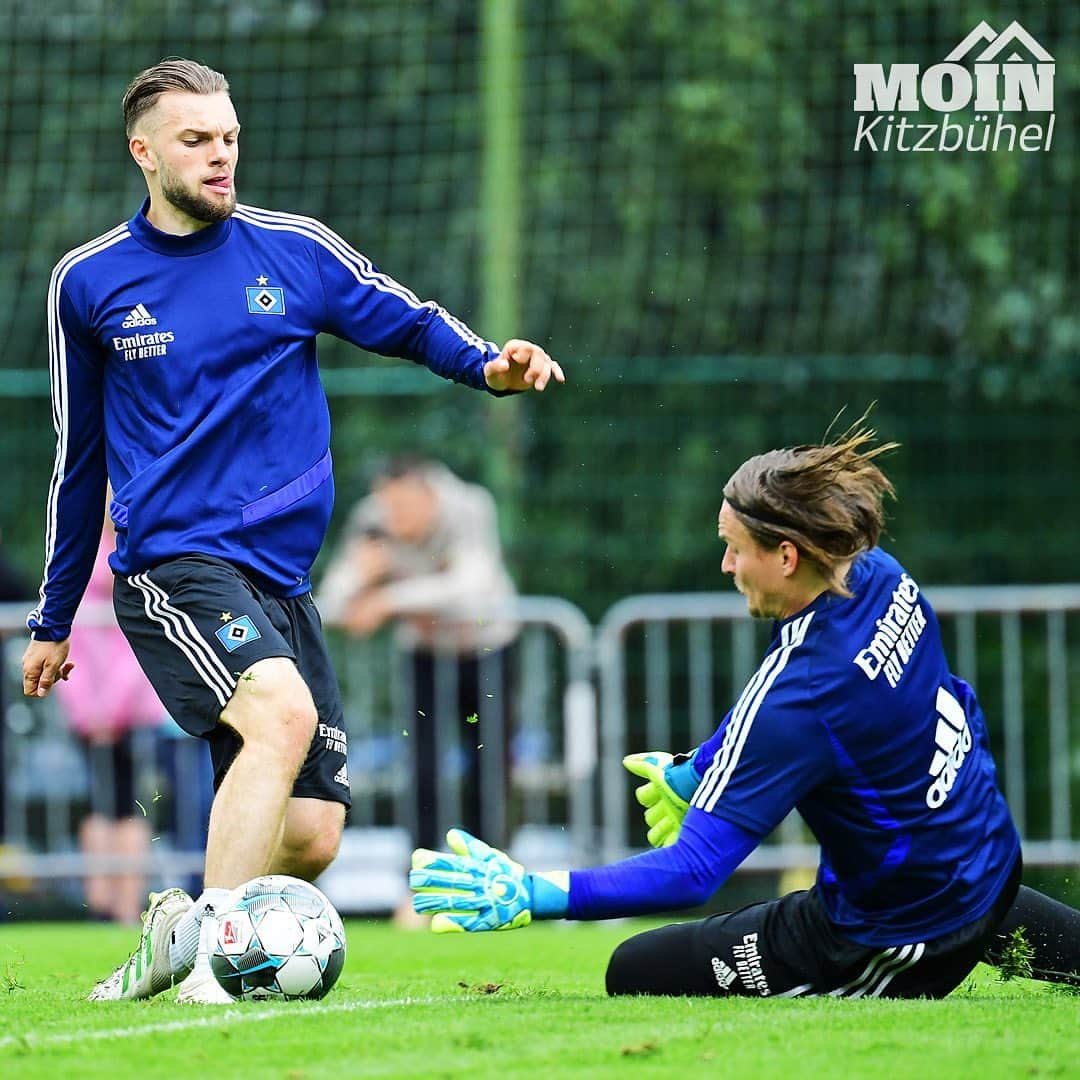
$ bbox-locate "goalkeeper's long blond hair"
[722,418,899,597]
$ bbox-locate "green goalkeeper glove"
[410,829,569,933]
[622,749,701,847]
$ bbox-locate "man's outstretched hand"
[484,340,565,393]
[410,829,533,933]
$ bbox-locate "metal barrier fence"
[2,583,1079,914]
[0,597,596,913]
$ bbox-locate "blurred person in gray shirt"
[318,457,517,853]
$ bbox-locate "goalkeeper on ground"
[412,427,1080,998]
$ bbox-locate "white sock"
[170,887,232,978]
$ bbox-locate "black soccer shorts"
[113,553,351,807]
[606,856,1022,999]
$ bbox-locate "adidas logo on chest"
[121,303,158,328]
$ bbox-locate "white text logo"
[121,303,158,328]
[853,573,927,688]
[926,686,973,809]
[710,956,738,991]
[853,21,1055,153]
[112,329,175,362]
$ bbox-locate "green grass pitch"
[0,920,1076,1079]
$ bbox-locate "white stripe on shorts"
[827,941,926,999]
[128,572,236,707]
[863,942,925,998]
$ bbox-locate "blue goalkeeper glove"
[410,829,569,933]
[622,749,701,847]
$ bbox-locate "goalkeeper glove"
[622,749,701,847]
[410,829,569,933]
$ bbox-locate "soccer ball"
[210,875,346,1001]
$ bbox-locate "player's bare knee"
[265,702,317,766]
[223,659,318,762]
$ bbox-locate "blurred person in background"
[319,457,518,861]
[21,57,563,1005]
[55,518,166,924]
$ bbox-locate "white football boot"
[175,906,234,1005]
[88,888,193,1001]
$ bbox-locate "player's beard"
[160,169,236,225]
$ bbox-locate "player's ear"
[129,133,155,171]
[779,540,800,577]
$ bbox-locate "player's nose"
[209,138,233,164]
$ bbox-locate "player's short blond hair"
[122,58,229,136]
[723,421,899,597]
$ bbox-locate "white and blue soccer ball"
[210,875,346,1001]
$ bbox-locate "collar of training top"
[127,197,234,256]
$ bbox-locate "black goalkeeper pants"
[985,884,1080,985]
[606,859,1080,999]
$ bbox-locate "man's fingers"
[409,867,476,892]
[499,338,531,362]
[488,340,563,394]
[412,891,484,915]
[635,782,660,809]
[647,822,677,848]
[22,665,42,696]
[31,662,59,698]
[430,912,470,934]
[447,828,494,862]
[525,349,553,390]
[411,847,449,871]
[623,751,671,780]
[411,848,474,879]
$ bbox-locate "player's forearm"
[28,446,107,638]
[405,303,505,393]
[534,811,759,922]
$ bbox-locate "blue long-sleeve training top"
[28,201,505,641]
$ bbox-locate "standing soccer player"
[412,426,1080,998]
[22,58,564,1005]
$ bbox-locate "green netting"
[1,1,1078,616]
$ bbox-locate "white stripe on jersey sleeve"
[233,205,497,354]
[28,224,130,631]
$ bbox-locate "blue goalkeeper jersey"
[690,547,1020,945]
[28,201,504,640]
